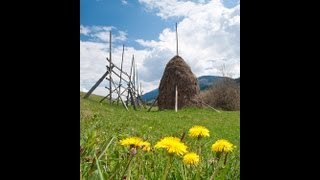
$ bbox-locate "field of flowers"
[80,93,240,179]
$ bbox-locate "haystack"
[158,55,204,110]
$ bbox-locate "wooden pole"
[100,85,119,103]
[133,59,136,92]
[105,58,130,79]
[175,85,178,112]
[126,55,134,107]
[201,102,221,113]
[176,22,178,56]
[147,96,159,112]
[136,64,139,95]
[109,31,112,104]
[117,44,125,105]
[140,82,142,95]
[129,89,137,110]
[132,60,140,108]
[137,95,147,109]
[110,76,129,111]
[83,71,109,99]
[135,68,141,108]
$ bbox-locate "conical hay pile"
[158,55,204,110]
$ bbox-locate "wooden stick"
[175,85,178,112]
[136,64,139,95]
[109,31,112,104]
[106,58,130,79]
[132,59,136,94]
[83,71,109,99]
[109,69,129,84]
[134,63,141,108]
[117,44,125,105]
[128,89,137,110]
[99,87,118,103]
[176,22,178,56]
[100,94,109,103]
[126,55,134,107]
[201,102,221,113]
[140,82,143,95]
[147,96,159,112]
[137,95,147,109]
[110,77,128,111]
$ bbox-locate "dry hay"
[158,55,204,110]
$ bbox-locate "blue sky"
[80,0,182,48]
[80,0,240,96]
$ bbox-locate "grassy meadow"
[80,92,240,179]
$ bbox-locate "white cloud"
[80,0,239,96]
[121,0,128,5]
[80,25,126,42]
[82,87,88,93]
[80,38,151,96]
[114,31,127,41]
[80,41,108,96]
[138,0,221,20]
[136,0,240,80]
[93,31,110,42]
[80,25,91,35]
[93,31,127,42]
[80,25,113,36]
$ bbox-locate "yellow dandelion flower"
[155,137,188,156]
[120,137,143,147]
[139,141,151,152]
[211,139,234,153]
[188,125,210,138]
[183,152,200,166]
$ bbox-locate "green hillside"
[80,92,240,180]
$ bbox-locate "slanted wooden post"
[140,82,143,95]
[100,87,117,103]
[133,60,136,92]
[176,22,178,56]
[129,89,137,110]
[147,96,159,112]
[137,95,147,109]
[126,55,134,107]
[135,63,141,107]
[117,44,125,105]
[109,31,112,104]
[110,77,128,111]
[175,85,178,112]
[136,64,139,95]
[83,71,109,99]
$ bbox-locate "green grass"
[80,92,240,180]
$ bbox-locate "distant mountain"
[140,88,159,102]
[198,76,226,90]
[141,75,240,102]
[235,77,240,84]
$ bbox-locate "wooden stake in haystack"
[157,23,204,110]
[176,22,179,56]
[158,55,204,110]
[175,85,178,112]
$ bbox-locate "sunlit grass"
[80,92,240,179]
